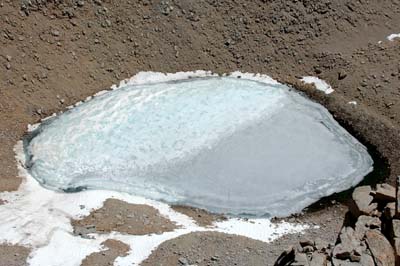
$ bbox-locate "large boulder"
[350,186,378,217]
[333,227,365,262]
[365,229,395,266]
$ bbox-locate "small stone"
[178,257,188,265]
[5,62,11,70]
[6,55,11,61]
[338,70,347,80]
[51,30,60,37]
[211,256,219,261]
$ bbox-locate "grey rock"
[51,30,60,37]
[350,186,377,217]
[292,252,309,266]
[359,252,375,266]
[309,252,327,266]
[354,215,381,240]
[365,229,395,266]
[333,227,365,262]
[178,257,188,265]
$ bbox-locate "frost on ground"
[301,76,335,94]
[25,71,371,217]
[0,142,307,266]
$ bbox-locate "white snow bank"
[387,33,400,41]
[301,76,334,94]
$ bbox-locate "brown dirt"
[81,239,130,266]
[171,205,226,227]
[1,0,400,265]
[142,203,347,266]
[72,198,177,235]
[1,0,400,192]
[0,244,30,266]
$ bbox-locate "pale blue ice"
[24,77,373,217]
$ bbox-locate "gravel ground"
[1,0,400,265]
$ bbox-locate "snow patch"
[387,33,400,41]
[301,76,334,94]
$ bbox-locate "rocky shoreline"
[275,180,400,266]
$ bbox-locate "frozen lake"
[24,75,373,217]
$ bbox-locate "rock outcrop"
[275,180,400,266]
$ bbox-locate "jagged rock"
[350,186,378,217]
[373,184,396,202]
[354,215,381,240]
[333,227,366,263]
[309,252,327,266]
[274,246,295,266]
[384,202,396,220]
[365,229,395,266]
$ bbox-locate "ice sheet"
[24,74,372,217]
